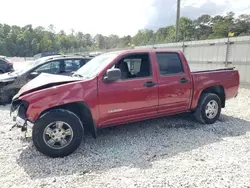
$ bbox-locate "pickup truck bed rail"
[191,67,235,73]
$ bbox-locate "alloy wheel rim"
[205,100,218,119]
[43,121,73,149]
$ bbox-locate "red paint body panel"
[19,78,99,123]
[16,49,240,128]
[151,51,193,115]
[14,73,81,99]
[190,70,239,109]
[97,51,159,127]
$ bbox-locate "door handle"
[144,81,156,88]
[179,77,189,83]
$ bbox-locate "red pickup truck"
[10,49,239,158]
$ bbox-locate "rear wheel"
[194,93,221,124]
[32,109,84,158]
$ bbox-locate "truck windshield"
[73,52,119,78]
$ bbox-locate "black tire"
[194,93,221,124]
[32,109,84,158]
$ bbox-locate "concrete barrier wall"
[7,36,250,85]
[136,36,250,85]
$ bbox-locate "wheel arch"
[198,85,225,108]
[39,101,97,138]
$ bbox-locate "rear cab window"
[156,52,184,75]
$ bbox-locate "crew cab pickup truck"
[10,49,239,158]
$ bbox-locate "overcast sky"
[0,0,249,36]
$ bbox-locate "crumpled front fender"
[19,78,99,124]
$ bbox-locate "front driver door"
[97,52,158,127]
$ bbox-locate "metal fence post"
[182,40,185,54]
[225,36,230,67]
[182,31,185,54]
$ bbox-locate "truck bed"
[190,66,239,109]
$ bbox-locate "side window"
[114,53,151,80]
[156,52,184,75]
[35,61,60,74]
[64,59,81,72]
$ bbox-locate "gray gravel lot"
[0,88,250,188]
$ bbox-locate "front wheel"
[194,93,221,124]
[32,109,84,158]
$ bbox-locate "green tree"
[0,11,250,56]
[132,29,154,46]
[155,27,168,43]
[94,34,105,49]
[209,12,235,38]
[234,14,250,36]
[193,15,213,40]
[179,17,195,41]
[119,35,132,48]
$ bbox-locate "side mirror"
[70,71,76,76]
[104,68,121,82]
[29,71,39,79]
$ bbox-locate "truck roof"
[108,48,182,56]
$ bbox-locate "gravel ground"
[0,88,250,188]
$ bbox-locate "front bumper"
[10,101,33,131]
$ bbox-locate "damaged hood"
[14,73,81,99]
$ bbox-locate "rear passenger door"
[155,52,192,114]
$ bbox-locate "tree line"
[0,12,249,57]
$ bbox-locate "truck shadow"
[16,113,250,179]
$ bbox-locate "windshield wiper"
[72,73,84,78]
